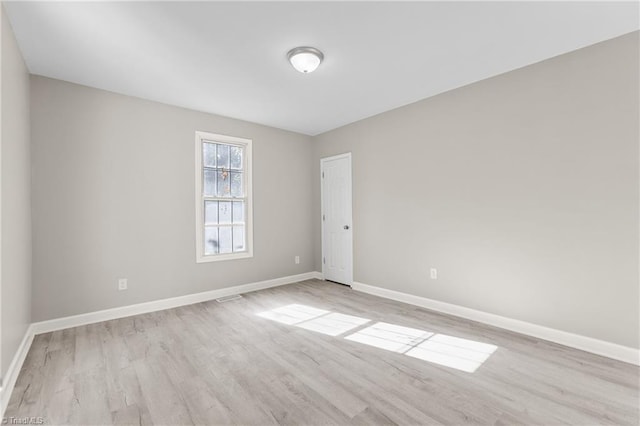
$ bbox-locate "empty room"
[0,1,638,425]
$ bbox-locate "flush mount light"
[287,46,324,73]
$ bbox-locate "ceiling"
[4,1,639,136]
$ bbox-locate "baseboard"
[351,281,639,366]
[31,272,318,335]
[0,324,35,418]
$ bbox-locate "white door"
[321,153,353,285]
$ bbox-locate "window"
[195,131,252,262]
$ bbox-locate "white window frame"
[195,131,253,263]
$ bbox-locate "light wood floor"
[6,280,639,425]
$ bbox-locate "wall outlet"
[430,268,438,280]
[294,255,300,264]
[118,278,128,291]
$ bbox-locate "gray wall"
[31,76,314,322]
[1,6,32,376]
[313,32,639,349]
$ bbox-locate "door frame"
[320,152,353,286]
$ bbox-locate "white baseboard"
[1,324,35,418]
[31,272,319,335]
[351,281,639,366]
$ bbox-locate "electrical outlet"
[118,278,128,291]
[294,256,300,264]
[430,268,437,280]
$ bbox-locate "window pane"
[198,135,251,261]
[230,146,243,170]
[217,144,230,169]
[230,172,243,197]
[204,169,216,196]
[233,226,245,252]
[217,170,231,197]
[219,226,232,253]
[205,201,218,225]
[232,201,244,224]
[204,227,219,255]
[219,201,232,224]
[203,142,216,167]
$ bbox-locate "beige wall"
[1,6,32,376]
[30,76,314,321]
[313,32,639,349]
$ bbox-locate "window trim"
[195,131,253,263]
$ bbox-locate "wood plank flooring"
[5,280,639,425]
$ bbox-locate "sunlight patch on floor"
[256,304,369,336]
[256,304,329,325]
[297,312,371,336]
[256,304,497,373]
[344,321,433,352]
[405,334,497,373]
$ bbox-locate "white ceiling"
[5,1,639,136]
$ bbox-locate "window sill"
[196,251,253,263]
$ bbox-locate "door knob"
[344,225,350,230]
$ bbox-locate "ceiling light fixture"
[287,46,324,74]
